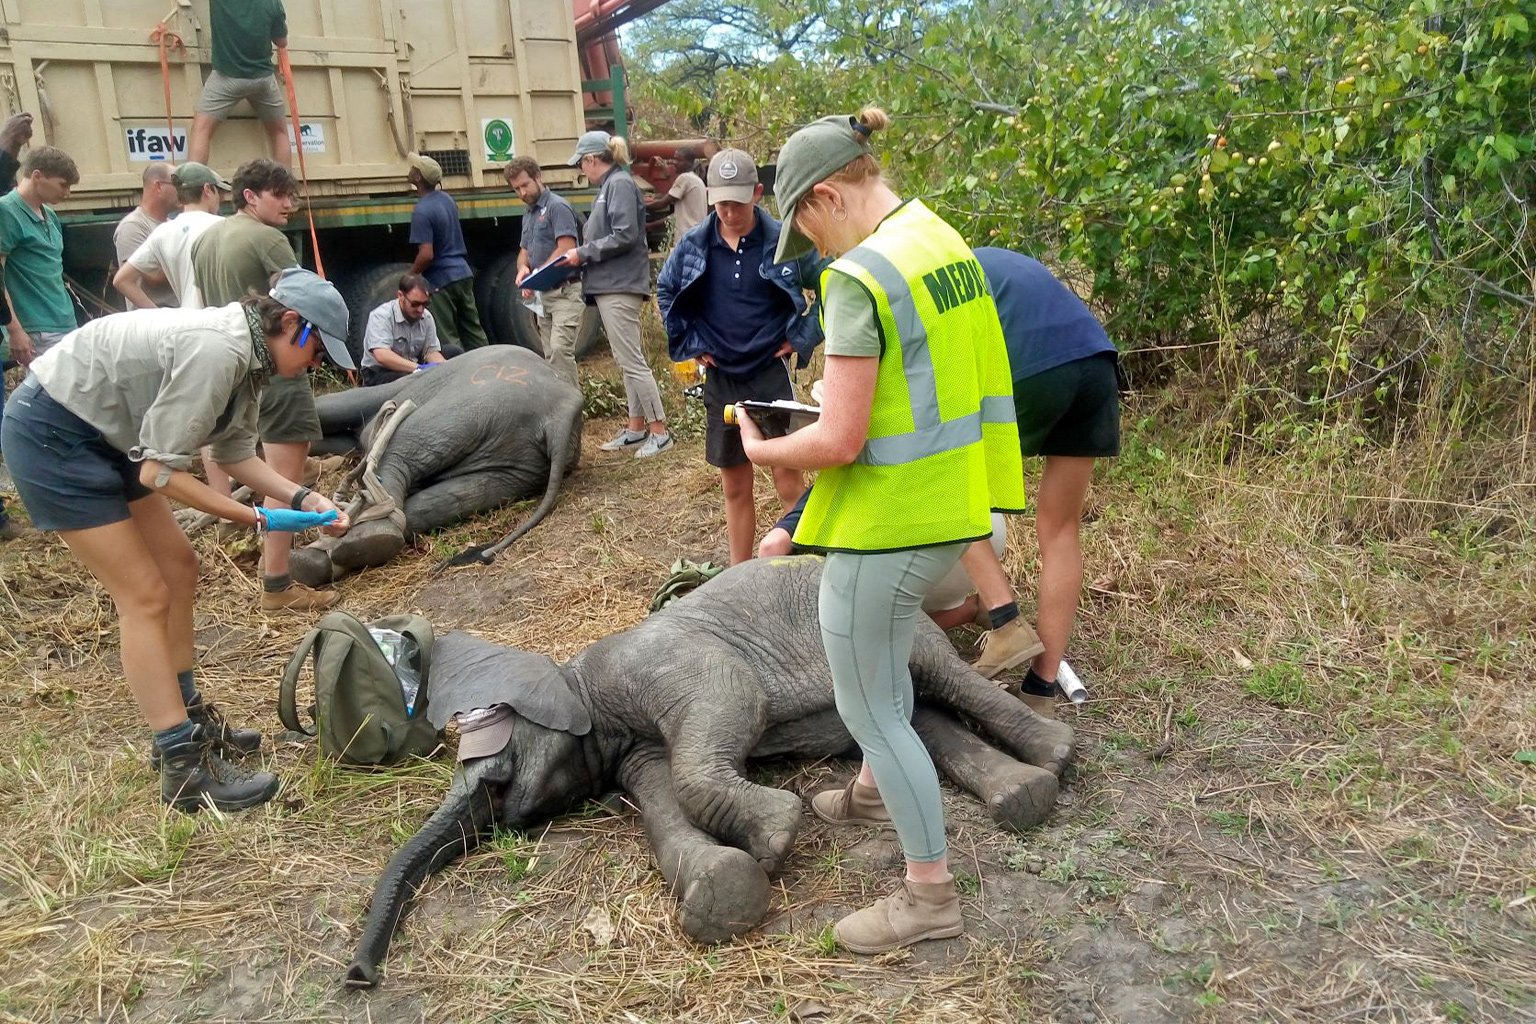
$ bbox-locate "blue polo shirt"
[975,246,1115,381]
[409,189,473,289]
[692,214,795,377]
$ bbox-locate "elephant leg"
[659,660,802,875]
[617,744,771,944]
[913,705,1059,831]
[402,468,543,535]
[911,630,1076,777]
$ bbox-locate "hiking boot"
[973,617,1046,679]
[634,432,674,459]
[600,428,648,451]
[260,582,339,612]
[834,877,963,954]
[811,779,892,827]
[159,723,281,813]
[1018,689,1057,719]
[150,697,263,769]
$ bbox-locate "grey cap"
[567,129,612,166]
[172,161,231,192]
[269,267,354,369]
[772,114,875,263]
[706,148,760,205]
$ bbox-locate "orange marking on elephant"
[469,364,532,387]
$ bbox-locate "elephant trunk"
[345,762,500,988]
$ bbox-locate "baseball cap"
[172,161,231,192]
[772,114,875,263]
[269,267,354,369]
[454,704,514,761]
[706,148,760,205]
[406,152,442,186]
[567,129,612,166]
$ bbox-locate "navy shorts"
[1013,352,1122,458]
[1,377,154,531]
[703,357,795,469]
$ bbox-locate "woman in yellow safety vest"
[738,108,1025,954]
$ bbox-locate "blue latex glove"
[256,507,339,532]
[412,362,438,372]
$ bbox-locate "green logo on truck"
[483,119,514,161]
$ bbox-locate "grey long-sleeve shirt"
[29,303,268,471]
[575,166,651,297]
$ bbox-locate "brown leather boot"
[1018,690,1057,719]
[811,779,892,827]
[973,617,1046,678]
[259,582,339,612]
[834,877,963,954]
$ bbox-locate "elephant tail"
[435,410,579,570]
[345,764,499,988]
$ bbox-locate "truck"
[0,0,680,360]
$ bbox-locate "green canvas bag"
[278,611,440,766]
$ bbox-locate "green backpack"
[278,611,440,766]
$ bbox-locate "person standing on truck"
[192,158,338,613]
[559,130,672,459]
[645,146,708,241]
[111,164,181,309]
[188,0,293,169]
[0,146,80,369]
[656,148,821,563]
[505,155,583,385]
[406,153,487,351]
[0,270,353,812]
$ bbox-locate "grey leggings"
[819,543,966,862]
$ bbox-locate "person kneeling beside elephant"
[359,272,463,386]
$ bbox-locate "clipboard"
[520,256,576,292]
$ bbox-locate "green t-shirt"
[0,190,75,335]
[211,0,287,80]
[190,213,298,307]
[821,270,883,357]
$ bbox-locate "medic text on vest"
[921,258,988,315]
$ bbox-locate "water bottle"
[369,628,423,717]
[1057,659,1088,704]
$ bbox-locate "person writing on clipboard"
[506,156,584,386]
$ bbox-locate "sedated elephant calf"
[347,555,1076,988]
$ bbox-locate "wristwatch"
[290,486,312,511]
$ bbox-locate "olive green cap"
[772,114,875,263]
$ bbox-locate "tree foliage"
[630,0,1536,413]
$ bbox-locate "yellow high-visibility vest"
[793,200,1024,553]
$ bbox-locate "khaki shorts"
[258,372,322,444]
[197,70,287,123]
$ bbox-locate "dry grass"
[1,343,1534,1023]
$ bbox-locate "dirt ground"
[1,352,1533,1023]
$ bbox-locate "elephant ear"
[425,631,591,736]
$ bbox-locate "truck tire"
[488,257,544,354]
[474,266,501,344]
[339,262,414,366]
[574,302,605,361]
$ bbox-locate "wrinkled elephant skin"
[346,556,1076,988]
[292,348,583,585]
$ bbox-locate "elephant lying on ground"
[347,556,1076,988]
[291,347,583,586]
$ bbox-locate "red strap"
[277,46,326,279]
[150,23,186,150]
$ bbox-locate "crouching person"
[0,269,355,813]
[360,272,459,386]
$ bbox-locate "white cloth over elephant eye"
[426,631,592,736]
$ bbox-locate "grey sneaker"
[600,428,648,451]
[634,432,674,458]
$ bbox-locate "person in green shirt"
[188,0,292,168]
[0,146,79,369]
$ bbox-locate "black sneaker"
[150,698,262,770]
[159,723,280,813]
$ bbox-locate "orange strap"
[276,46,326,278]
[150,23,186,150]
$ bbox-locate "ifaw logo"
[124,127,188,161]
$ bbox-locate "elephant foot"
[331,518,407,570]
[982,762,1060,831]
[1014,714,1077,778]
[675,845,772,944]
[290,544,337,589]
[739,790,802,875]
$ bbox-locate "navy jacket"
[657,209,826,368]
